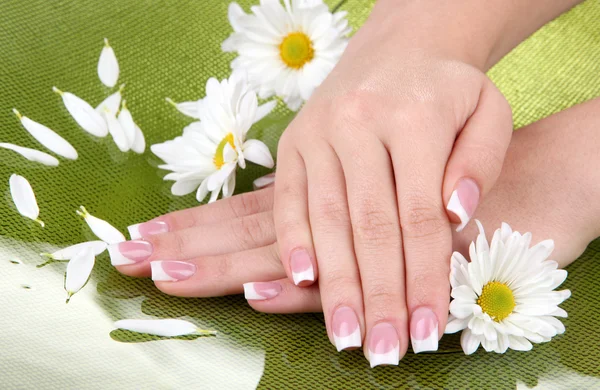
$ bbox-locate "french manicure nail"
[368,322,400,368]
[332,306,361,351]
[290,249,314,285]
[410,307,439,354]
[253,173,275,190]
[108,240,153,266]
[446,178,480,232]
[128,220,169,240]
[243,282,282,300]
[151,261,196,281]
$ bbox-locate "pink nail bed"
[447,178,480,232]
[290,249,314,285]
[368,322,400,367]
[108,240,152,266]
[243,282,282,300]
[128,220,169,240]
[151,261,196,282]
[332,307,361,351]
[410,307,439,353]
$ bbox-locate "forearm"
[367,0,585,70]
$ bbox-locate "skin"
[116,96,600,332]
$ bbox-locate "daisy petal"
[166,98,202,119]
[0,143,59,167]
[445,315,469,334]
[13,109,78,160]
[114,319,216,337]
[40,241,108,261]
[64,248,95,303]
[243,139,274,168]
[254,100,277,123]
[98,38,119,88]
[103,109,130,152]
[76,206,125,244]
[131,124,146,154]
[54,87,108,137]
[9,174,44,227]
[96,84,124,114]
[460,329,481,355]
[117,101,137,147]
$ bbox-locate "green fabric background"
[0,0,599,388]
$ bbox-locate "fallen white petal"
[117,100,136,147]
[253,173,275,190]
[103,109,130,152]
[166,98,201,119]
[64,248,95,303]
[131,123,146,154]
[114,319,217,337]
[96,84,124,114]
[40,241,108,261]
[54,87,108,137]
[9,174,44,227]
[76,206,125,244]
[0,143,59,166]
[98,38,119,88]
[13,109,78,160]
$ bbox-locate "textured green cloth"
[0,0,599,388]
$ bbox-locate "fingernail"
[108,240,153,266]
[253,173,275,190]
[446,178,480,232]
[290,249,314,285]
[243,282,282,300]
[332,306,361,351]
[151,261,196,281]
[368,322,400,368]
[410,307,439,354]
[128,220,169,240]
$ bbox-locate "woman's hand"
[271,0,513,364]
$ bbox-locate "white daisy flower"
[152,73,275,203]
[445,221,571,355]
[222,0,351,111]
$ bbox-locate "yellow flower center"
[279,32,314,69]
[477,281,516,322]
[213,133,236,169]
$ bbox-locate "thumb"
[444,79,513,231]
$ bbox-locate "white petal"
[9,174,44,227]
[41,241,107,261]
[445,315,470,334]
[243,139,274,168]
[460,329,481,355]
[131,123,146,154]
[166,98,202,119]
[103,109,130,152]
[117,101,137,147]
[253,173,275,190]
[76,206,125,244]
[95,85,124,114]
[196,178,210,202]
[98,38,119,88]
[13,109,78,160]
[222,168,236,198]
[54,87,108,137]
[171,179,202,196]
[114,319,216,337]
[207,163,236,192]
[508,335,532,351]
[254,100,277,123]
[0,143,59,167]
[64,248,95,303]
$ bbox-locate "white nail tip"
[127,223,142,240]
[0,143,59,166]
[292,265,314,285]
[42,241,107,261]
[114,319,216,337]
[64,248,95,303]
[369,345,400,368]
[103,109,130,152]
[334,328,362,352]
[243,283,267,300]
[411,324,439,354]
[76,206,126,244]
[98,38,119,88]
[54,87,108,137]
[14,109,78,160]
[9,174,44,227]
[107,243,136,266]
[150,261,177,281]
[447,190,470,232]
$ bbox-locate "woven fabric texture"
[0,0,599,389]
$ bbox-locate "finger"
[335,134,407,367]
[111,211,276,278]
[304,142,365,352]
[273,136,318,286]
[151,243,286,297]
[245,278,322,314]
[127,188,274,239]
[444,80,513,231]
[391,125,453,355]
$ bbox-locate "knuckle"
[321,273,360,303]
[364,283,402,315]
[333,91,377,129]
[353,200,400,245]
[408,271,450,307]
[314,196,351,228]
[214,253,232,279]
[236,215,266,248]
[399,195,447,239]
[229,191,262,218]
